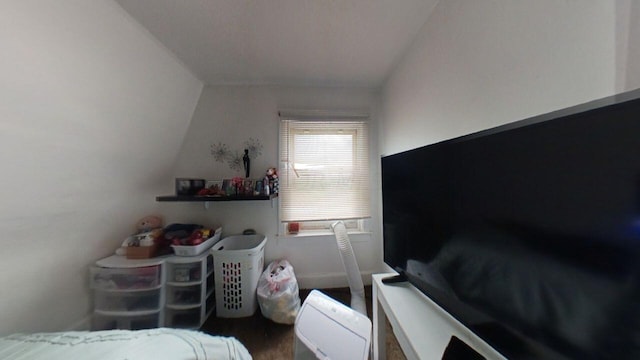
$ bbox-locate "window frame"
[278,115,370,235]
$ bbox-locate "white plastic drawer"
[166,308,200,328]
[170,263,202,282]
[166,284,201,306]
[94,288,161,312]
[90,265,160,290]
[92,312,160,331]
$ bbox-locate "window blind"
[279,118,370,222]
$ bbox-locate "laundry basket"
[211,234,267,318]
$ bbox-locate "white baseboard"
[297,271,373,290]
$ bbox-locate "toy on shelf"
[264,167,278,195]
[137,215,163,233]
[116,215,165,259]
[196,182,226,196]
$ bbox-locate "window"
[279,116,370,234]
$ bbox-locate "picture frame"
[203,180,224,196]
[242,179,253,195]
[175,178,191,195]
[254,179,264,194]
[206,180,223,191]
[175,178,206,195]
[222,179,233,195]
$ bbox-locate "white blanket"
[0,328,252,360]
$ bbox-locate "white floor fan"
[330,220,368,316]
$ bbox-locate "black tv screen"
[381,90,640,359]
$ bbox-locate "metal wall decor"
[210,138,263,178]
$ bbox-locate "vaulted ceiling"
[115,0,439,87]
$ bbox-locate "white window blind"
[279,118,370,223]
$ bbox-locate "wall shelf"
[156,194,278,202]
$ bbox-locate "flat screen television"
[381,89,640,359]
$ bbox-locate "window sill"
[275,231,372,243]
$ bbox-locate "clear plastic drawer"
[170,263,202,282]
[92,312,160,331]
[94,288,161,312]
[166,284,201,306]
[166,308,200,328]
[90,265,160,290]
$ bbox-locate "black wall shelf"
[156,194,278,202]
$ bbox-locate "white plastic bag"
[257,259,301,324]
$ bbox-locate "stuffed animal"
[136,215,163,233]
[265,167,279,195]
[115,215,164,256]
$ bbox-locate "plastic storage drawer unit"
[91,257,164,331]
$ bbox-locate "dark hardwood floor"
[200,287,405,359]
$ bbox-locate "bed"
[0,328,251,360]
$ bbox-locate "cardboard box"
[126,244,158,259]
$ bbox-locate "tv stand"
[372,273,506,360]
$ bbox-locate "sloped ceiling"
[115,0,439,87]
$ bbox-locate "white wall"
[0,0,203,335]
[381,0,627,156]
[159,85,382,289]
[617,0,640,90]
[377,0,640,357]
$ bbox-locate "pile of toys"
[116,216,218,259]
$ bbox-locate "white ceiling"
[115,0,439,87]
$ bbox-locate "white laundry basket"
[212,234,267,318]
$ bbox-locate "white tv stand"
[372,273,506,360]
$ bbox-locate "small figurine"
[243,149,250,178]
[265,167,279,195]
[263,176,270,195]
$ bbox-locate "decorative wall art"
[210,138,263,178]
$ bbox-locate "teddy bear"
[136,215,163,233]
[115,215,164,256]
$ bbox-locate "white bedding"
[0,328,252,360]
